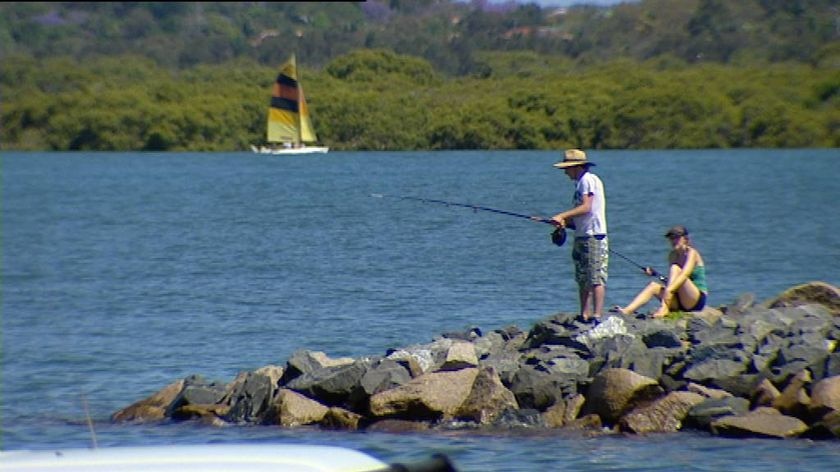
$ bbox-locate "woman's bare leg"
[618,282,663,315]
[652,264,684,318]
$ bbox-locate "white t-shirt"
[571,171,607,237]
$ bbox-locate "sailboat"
[251,54,329,155]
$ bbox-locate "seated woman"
[613,225,708,318]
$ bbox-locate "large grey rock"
[224,372,273,423]
[279,350,355,385]
[165,375,227,419]
[285,358,373,408]
[508,358,586,411]
[360,358,412,397]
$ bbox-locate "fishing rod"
[608,249,667,282]
[370,193,555,224]
[371,193,667,282]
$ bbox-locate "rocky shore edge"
[113,281,840,440]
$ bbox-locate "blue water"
[3,150,840,470]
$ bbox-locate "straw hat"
[553,149,595,169]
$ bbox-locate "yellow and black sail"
[267,55,318,144]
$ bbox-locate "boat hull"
[0,444,386,472]
[251,145,329,155]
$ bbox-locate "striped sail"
[267,55,318,144]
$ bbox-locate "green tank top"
[690,265,708,293]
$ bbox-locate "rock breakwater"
[113,281,840,439]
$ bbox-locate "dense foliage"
[1,1,837,150]
[3,50,836,151]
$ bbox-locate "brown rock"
[320,407,363,430]
[365,419,431,433]
[809,375,840,419]
[619,391,705,433]
[710,408,808,438]
[585,368,664,424]
[170,403,230,424]
[751,378,781,408]
[440,341,478,371]
[564,413,603,431]
[772,370,811,418]
[806,409,840,439]
[265,388,329,427]
[455,367,518,424]
[110,379,185,423]
[369,368,479,420]
[254,365,284,389]
[542,394,585,428]
[687,382,733,400]
[765,281,840,315]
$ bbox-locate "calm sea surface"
[3,150,840,470]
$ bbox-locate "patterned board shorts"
[572,236,609,289]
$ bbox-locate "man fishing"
[546,149,608,323]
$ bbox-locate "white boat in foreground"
[0,444,456,472]
[252,54,329,155]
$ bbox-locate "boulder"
[170,403,230,424]
[369,368,479,421]
[808,375,840,419]
[366,419,431,433]
[542,394,585,428]
[360,358,412,397]
[254,365,284,388]
[320,407,364,430]
[686,397,750,429]
[584,368,664,424]
[279,350,355,385]
[710,407,809,438]
[618,391,705,434]
[385,339,454,376]
[508,360,584,411]
[165,376,227,419]
[751,378,781,408]
[771,369,811,418]
[765,281,840,315]
[285,358,372,409]
[804,410,840,439]
[454,367,519,424]
[439,341,479,371]
[264,388,329,427]
[111,379,185,423]
[223,372,273,423]
[686,382,732,400]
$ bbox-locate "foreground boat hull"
[0,444,386,472]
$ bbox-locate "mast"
[294,54,302,147]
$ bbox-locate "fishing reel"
[551,227,567,247]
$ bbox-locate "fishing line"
[372,192,666,282]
